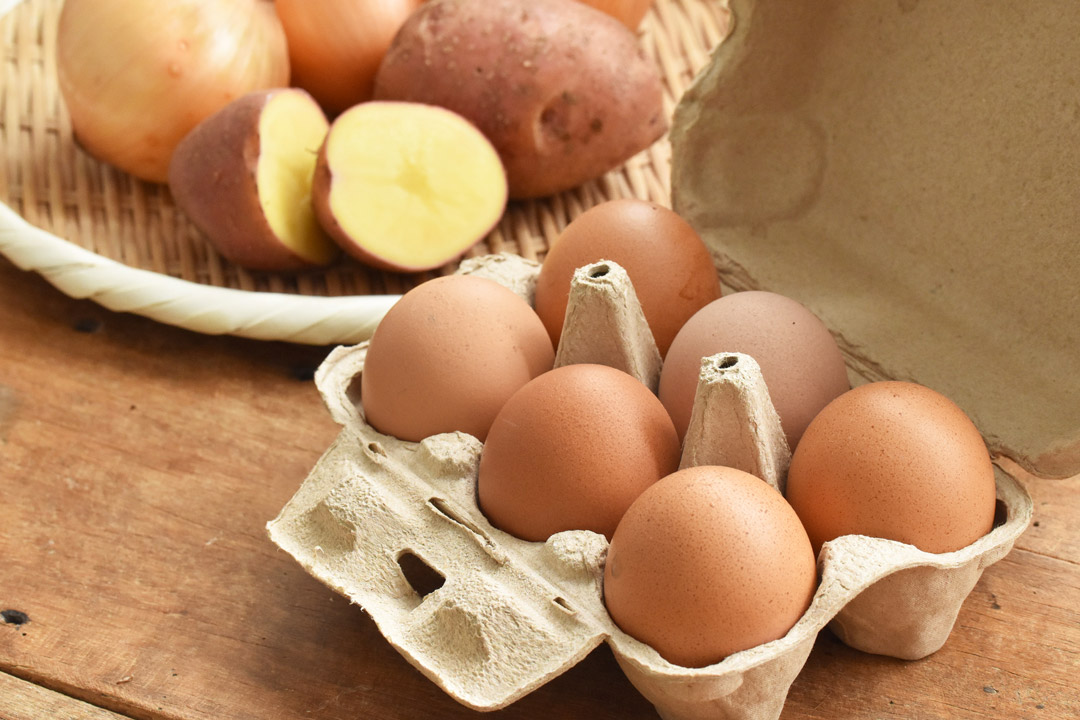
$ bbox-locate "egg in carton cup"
[267,253,1032,720]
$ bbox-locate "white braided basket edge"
[0,201,399,344]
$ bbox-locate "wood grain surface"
[0,672,131,719]
[1,255,1077,720]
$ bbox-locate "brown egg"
[658,291,850,449]
[477,364,681,541]
[785,381,998,555]
[360,275,554,442]
[604,465,817,668]
[533,199,721,358]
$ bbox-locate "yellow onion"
[57,0,289,183]
[577,0,653,30]
[276,0,423,116]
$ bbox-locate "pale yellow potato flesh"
[325,103,507,270]
[256,92,337,265]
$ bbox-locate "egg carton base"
[267,254,1034,720]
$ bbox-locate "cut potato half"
[313,102,508,272]
[255,91,338,266]
[169,88,338,271]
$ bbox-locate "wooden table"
[1,255,1077,720]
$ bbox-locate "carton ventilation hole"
[346,373,363,406]
[552,596,575,615]
[366,441,387,457]
[993,499,1007,528]
[397,551,445,598]
[718,356,739,369]
[588,264,610,278]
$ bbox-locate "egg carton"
[267,254,1033,720]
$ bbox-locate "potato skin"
[168,89,329,272]
[373,0,667,199]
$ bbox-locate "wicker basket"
[0,0,729,344]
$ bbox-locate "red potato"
[168,89,339,271]
[373,0,667,199]
[312,102,508,273]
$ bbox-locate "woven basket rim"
[1,0,728,345]
[0,200,400,344]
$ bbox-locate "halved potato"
[312,102,508,273]
[168,88,338,271]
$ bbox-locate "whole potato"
[373,0,666,199]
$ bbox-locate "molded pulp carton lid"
[671,0,1079,478]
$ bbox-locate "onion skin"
[576,0,653,29]
[276,0,424,116]
[57,0,289,183]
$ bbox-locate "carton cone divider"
[554,259,662,392]
[679,352,791,493]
